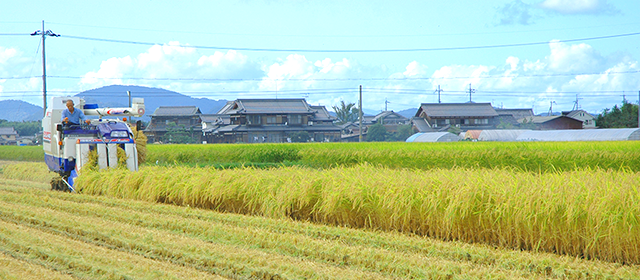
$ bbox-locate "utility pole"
[127,91,132,123]
[384,98,390,111]
[468,83,475,103]
[548,101,556,116]
[434,85,442,103]
[359,85,363,142]
[572,94,582,111]
[31,20,59,117]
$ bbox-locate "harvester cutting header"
[43,96,145,191]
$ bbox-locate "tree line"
[0,120,41,136]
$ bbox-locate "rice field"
[0,146,42,162]
[1,174,638,279]
[3,141,640,171]
[74,164,640,266]
[2,140,640,277]
[146,141,640,172]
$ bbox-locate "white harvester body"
[42,96,145,191]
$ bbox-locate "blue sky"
[1,0,639,114]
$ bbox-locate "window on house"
[247,115,261,125]
[267,116,277,124]
[289,115,302,125]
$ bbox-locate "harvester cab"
[43,96,145,191]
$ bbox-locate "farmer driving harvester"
[61,100,91,126]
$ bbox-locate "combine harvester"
[43,96,145,191]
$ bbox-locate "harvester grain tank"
[42,96,145,191]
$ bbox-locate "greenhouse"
[516,128,640,142]
[464,129,531,141]
[406,132,461,142]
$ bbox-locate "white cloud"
[539,0,617,14]
[81,56,135,87]
[80,42,263,90]
[495,0,536,25]
[0,47,19,64]
[403,61,428,77]
[421,41,638,113]
[546,40,605,73]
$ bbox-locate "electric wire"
[61,31,640,53]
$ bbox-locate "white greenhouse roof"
[516,128,640,142]
[478,130,531,141]
[406,132,461,142]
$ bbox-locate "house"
[339,122,368,142]
[201,114,231,143]
[338,111,410,141]
[207,99,341,143]
[370,111,410,132]
[518,115,583,130]
[0,127,18,145]
[562,110,596,129]
[495,108,534,128]
[414,103,499,131]
[144,106,203,143]
[16,136,34,146]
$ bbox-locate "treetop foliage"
[596,100,639,128]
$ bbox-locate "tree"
[519,118,537,129]
[387,124,414,141]
[0,120,42,136]
[596,100,639,128]
[496,117,515,129]
[163,122,196,144]
[332,101,359,125]
[367,123,387,142]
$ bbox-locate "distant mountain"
[396,108,417,118]
[0,100,44,121]
[75,85,229,121]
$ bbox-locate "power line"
[26,69,637,83]
[45,21,640,38]
[1,88,631,97]
[61,31,640,53]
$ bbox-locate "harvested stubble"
[76,165,640,265]
[1,162,56,184]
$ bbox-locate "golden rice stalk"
[131,126,147,164]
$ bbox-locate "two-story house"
[144,106,202,143]
[208,99,341,143]
[415,103,499,131]
[0,127,18,145]
[370,111,410,132]
[562,110,596,129]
